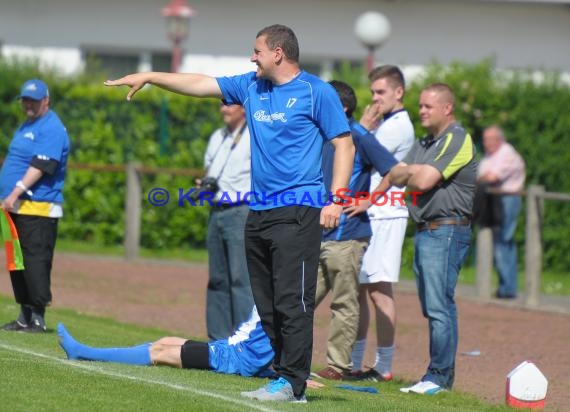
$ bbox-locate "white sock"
[374,345,395,375]
[351,339,367,372]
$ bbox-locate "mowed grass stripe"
[0,342,276,412]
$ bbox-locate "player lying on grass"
[57,306,274,377]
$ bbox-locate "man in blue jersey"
[0,79,70,333]
[57,306,275,377]
[105,24,354,403]
[313,80,397,380]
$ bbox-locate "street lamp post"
[161,0,195,73]
[354,11,391,73]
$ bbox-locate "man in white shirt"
[348,65,414,381]
[201,104,253,339]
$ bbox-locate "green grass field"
[0,295,512,411]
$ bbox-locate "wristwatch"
[331,194,345,205]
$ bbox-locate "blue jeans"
[413,223,471,389]
[494,195,521,298]
[206,205,254,340]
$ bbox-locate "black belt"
[211,203,244,210]
[417,217,471,232]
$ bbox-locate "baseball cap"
[18,79,49,101]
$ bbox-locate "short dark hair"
[368,65,406,90]
[329,80,357,118]
[256,24,299,62]
[423,82,455,106]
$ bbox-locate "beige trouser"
[315,238,369,373]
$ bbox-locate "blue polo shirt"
[216,71,350,210]
[0,110,70,215]
[322,119,397,241]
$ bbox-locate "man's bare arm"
[1,166,43,211]
[321,133,354,229]
[104,72,222,101]
[329,134,355,195]
[407,164,442,192]
[388,162,414,187]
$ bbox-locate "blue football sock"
[57,323,151,366]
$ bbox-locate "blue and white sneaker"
[241,377,307,403]
[400,380,444,395]
[241,384,269,399]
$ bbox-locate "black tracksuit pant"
[9,213,58,309]
[245,205,321,397]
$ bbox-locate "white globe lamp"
[354,11,391,72]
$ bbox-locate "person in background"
[0,79,70,333]
[201,103,253,339]
[477,125,525,299]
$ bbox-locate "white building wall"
[2,46,83,76]
[1,0,569,74]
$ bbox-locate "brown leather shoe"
[312,366,343,380]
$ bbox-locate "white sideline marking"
[0,343,276,412]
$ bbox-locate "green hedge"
[0,56,219,250]
[1,57,570,270]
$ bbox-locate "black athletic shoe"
[345,369,393,382]
[23,319,47,333]
[1,320,29,331]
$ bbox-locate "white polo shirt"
[368,110,415,220]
